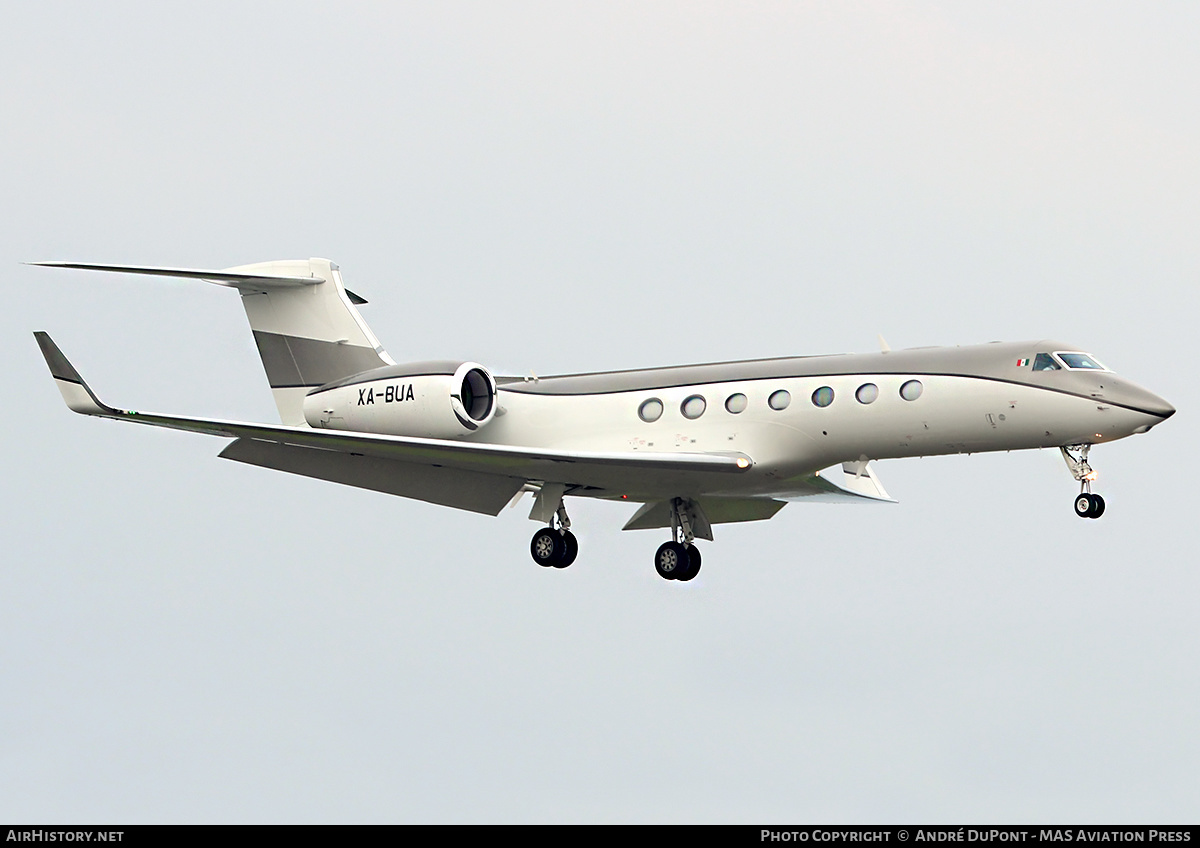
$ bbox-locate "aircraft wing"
[35,332,753,513]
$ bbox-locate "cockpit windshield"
[1032,353,1060,371]
[1056,352,1106,370]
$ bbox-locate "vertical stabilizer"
[231,258,394,424]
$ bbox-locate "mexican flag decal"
[1016,358,1030,367]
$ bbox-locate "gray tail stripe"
[252,331,387,390]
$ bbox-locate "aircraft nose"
[1109,381,1175,421]
[1085,373,1174,424]
[1151,396,1175,419]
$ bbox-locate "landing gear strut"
[530,500,578,567]
[1061,445,1105,519]
[655,498,702,581]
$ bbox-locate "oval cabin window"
[639,398,664,422]
[681,395,707,420]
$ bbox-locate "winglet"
[33,332,120,416]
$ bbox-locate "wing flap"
[835,460,894,501]
[771,461,896,504]
[219,439,525,515]
[622,497,786,533]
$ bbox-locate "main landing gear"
[529,500,578,568]
[1061,445,1106,519]
[526,491,703,580]
[654,498,702,582]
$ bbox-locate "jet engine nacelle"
[303,360,498,439]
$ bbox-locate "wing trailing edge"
[219,439,525,515]
[622,497,787,537]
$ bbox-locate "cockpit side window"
[1057,352,1105,370]
[1032,353,1060,371]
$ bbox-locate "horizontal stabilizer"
[28,261,320,288]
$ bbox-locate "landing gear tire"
[675,545,702,582]
[1074,493,1106,519]
[556,530,579,568]
[655,541,690,580]
[531,528,566,567]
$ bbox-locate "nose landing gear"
[655,498,703,581]
[1062,445,1106,519]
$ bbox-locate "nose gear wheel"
[1074,492,1105,519]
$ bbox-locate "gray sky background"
[2,1,1197,823]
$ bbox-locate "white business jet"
[33,258,1175,582]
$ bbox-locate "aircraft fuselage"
[310,339,1173,503]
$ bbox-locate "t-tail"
[29,258,394,424]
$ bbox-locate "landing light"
[736,457,751,469]
[1084,471,1099,482]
